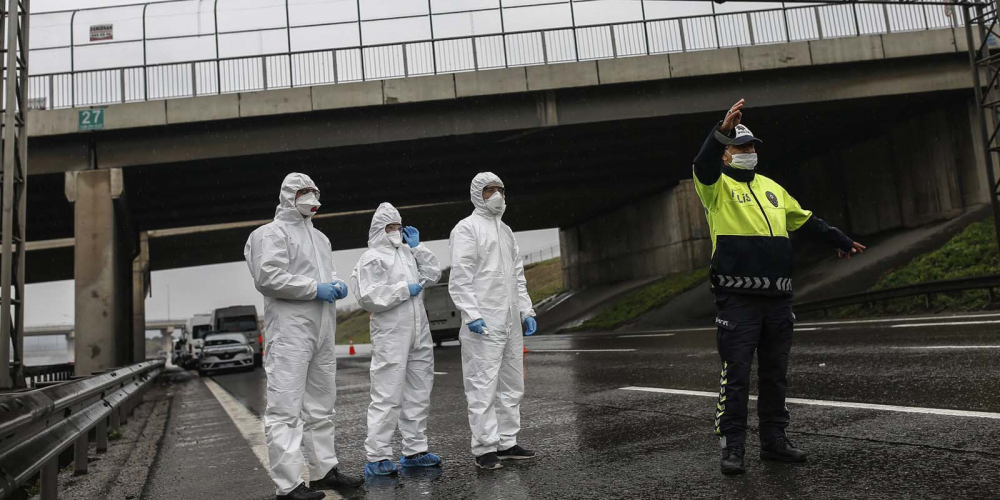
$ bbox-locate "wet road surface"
[172,313,999,499]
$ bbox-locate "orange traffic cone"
[349,338,356,356]
[523,344,529,354]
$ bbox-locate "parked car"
[212,305,263,365]
[183,313,213,369]
[198,332,255,376]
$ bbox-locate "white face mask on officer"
[386,230,403,248]
[485,192,506,215]
[729,153,758,170]
[295,191,321,217]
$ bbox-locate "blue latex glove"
[407,283,423,297]
[523,317,537,336]
[332,280,349,300]
[316,283,337,303]
[402,226,420,248]
[468,319,487,335]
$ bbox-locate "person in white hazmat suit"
[349,202,443,479]
[244,173,364,500]
[448,172,539,470]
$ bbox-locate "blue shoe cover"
[364,459,398,478]
[399,452,441,468]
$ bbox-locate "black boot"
[310,467,364,490]
[475,452,502,470]
[720,446,745,475]
[760,437,807,463]
[496,444,537,460]
[276,483,325,500]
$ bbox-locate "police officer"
[692,99,866,476]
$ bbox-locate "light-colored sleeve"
[411,244,442,285]
[511,234,536,320]
[244,227,318,301]
[350,254,409,313]
[448,222,483,325]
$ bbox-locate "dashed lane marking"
[894,345,1000,350]
[619,387,1000,420]
[891,320,1000,328]
[529,349,638,353]
[617,333,676,339]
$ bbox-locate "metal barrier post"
[40,458,58,500]
[96,416,109,453]
[263,56,269,90]
[74,434,88,475]
[403,43,409,76]
[190,62,197,97]
[815,7,824,39]
[679,20,687,51]
[640,0,650,55]
[883,3,892,33]
[747,12,755,45]
[609,25,617,57]
[541,32,548,63]
[471,38,479,70]
[783,5,792,42]
[852,3,861,35]
[285,0,293,87]
[111,405,121,432]
[214,0,221,93]
[120,69,126,103]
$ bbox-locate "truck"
[423,278,462,347]
[212,305,263,366]
[182,313,212,369]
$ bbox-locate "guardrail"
[795,275,1000,315]
[0,360,164,499]
[26,1,963,109]
[22,364,75,389]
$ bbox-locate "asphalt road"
[152,313,1000,499]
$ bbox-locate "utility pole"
[0,0,30,389]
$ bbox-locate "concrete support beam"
[526,61,599,91]
[66,169,133,376]
[455,68,528,97]
[597,54,671,85]
[240,88,313,118]
[384,74,456,104]
[560,180,711,289]
[133,232,150,363]
[312,81,384,110]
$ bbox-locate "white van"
[183,314,212,369]
[212,305,263,366]
[423,282,462,347]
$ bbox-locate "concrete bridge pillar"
[65,169,138,375]
[133,232,150,364]
[559,180,712,290]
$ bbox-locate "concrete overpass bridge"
[20,1,997,374]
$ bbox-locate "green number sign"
[78,109,105,131]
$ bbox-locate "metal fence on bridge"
[26,0,966,110]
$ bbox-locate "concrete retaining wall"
[560,180,712,289]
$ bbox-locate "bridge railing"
[26,1,963,110]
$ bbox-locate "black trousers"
[713,292,795,449]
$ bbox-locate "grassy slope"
[570,268,710,331]
[832,217,1000,317]
[334,257,565,344]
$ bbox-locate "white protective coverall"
[350,203,442,462]
[244,173,341,495]
[448,172,536,457]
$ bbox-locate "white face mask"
[386,230,403,248]
[295,191,321,217]
[730,153,758,170]
[485,192,505,215]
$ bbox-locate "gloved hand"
[316,283,337,303]
[402,226,420,248]
[523,317,537,336]
[407,283,423,297]
[468,319,487,335]
[332,280,349,300]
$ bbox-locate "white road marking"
[617,333,676,339]
[202,377,269,469]
[795,327,820,331]
[894,345,1000,350]
[529,349,638,353]
[796,312,1000,328]
[203,377,342,498]
[433,371,448,375]
[891,320,1000,328]
[619,387,1000,420]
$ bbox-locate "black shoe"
[277,483,325,500]
[496,445,537,460]
[475,452,503,470]
[761,437,807,463]
[721,446,746,475]
[310,467,365,490]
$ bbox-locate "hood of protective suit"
[470,172,504,218]
[368,202,403,250]
[276,172,320,222]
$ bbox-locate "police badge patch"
[765,191,779,208]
